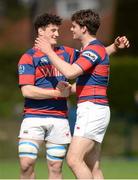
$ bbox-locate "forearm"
[47,50,76,79]
[35,37,83,79]
[21,85,61,99]
[106,43,117,56]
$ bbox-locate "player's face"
[40,24,59,45]
[70,21,83,40]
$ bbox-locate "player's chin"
[72,35,77,39]
[51,40,57,45]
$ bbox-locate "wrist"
[46,48,53,56]
[53,89,61,98]
[113,42,119,52]
[113,42,119,53]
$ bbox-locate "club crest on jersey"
[18,65,25,74]
[82,51,98,62]
[40,57,49,64]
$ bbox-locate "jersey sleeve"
[74,49,100,72]
[18,53,35,86]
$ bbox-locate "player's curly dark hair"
[34,13,62,34]
[71,9,100,35]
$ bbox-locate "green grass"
[0,158,138,179]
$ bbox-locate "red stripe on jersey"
[19,54,32,64]
[64,46,75,64]
[75,56,92,71]
[55,49,68,61]
[19,74,35,85]
[77,85,107,97]
[94,98,108,104]
[33,48,45,57]
[86,45,106,60]
[35,67,43,79]
[24,108,67,117]
[93,64,109,76]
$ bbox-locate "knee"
[18,140,39,172]
[48,161,62,174]
[92,163,101,174]
[92,166,100,173]
[66,153,79,169]
[20,158,35,173]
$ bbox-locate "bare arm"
[21,84,71,99]
[106,43,117,55]
[106,36,130,55]
[42,49,82,79]
[35,37,83,79]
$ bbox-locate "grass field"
[0,158,138,179]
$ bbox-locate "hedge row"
[109,56,138,114]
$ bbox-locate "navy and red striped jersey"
[18,46,79,118]
[74,39,110,106]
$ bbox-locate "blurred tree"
[0,0,27,20]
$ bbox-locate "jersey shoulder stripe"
[85,44,106,60]
[62,46,79,64]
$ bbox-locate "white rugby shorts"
[73,101,110,143]
[18,117,71,144]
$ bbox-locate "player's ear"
[82,26,87,34]
[38,27,44,36]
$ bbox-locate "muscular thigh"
[85,143,101,168]
[67,136,95,160]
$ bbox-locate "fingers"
[34,37,44,46]
[114,35,130,49]
[35,36,48,43]
[60,85,71,97]
[56,81,71,92]
[35,37,45,45]
[115,36,120,42]
[123,40,130,48]
[59,81,69,86]
[34,36,52,53]
[114,36,120,48]
[119,36,130,48]
[57,81,69,87]
[34,38,41,49]
[123,37,130,48]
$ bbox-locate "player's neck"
[51,45,55,49]
[81,35,96,49]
